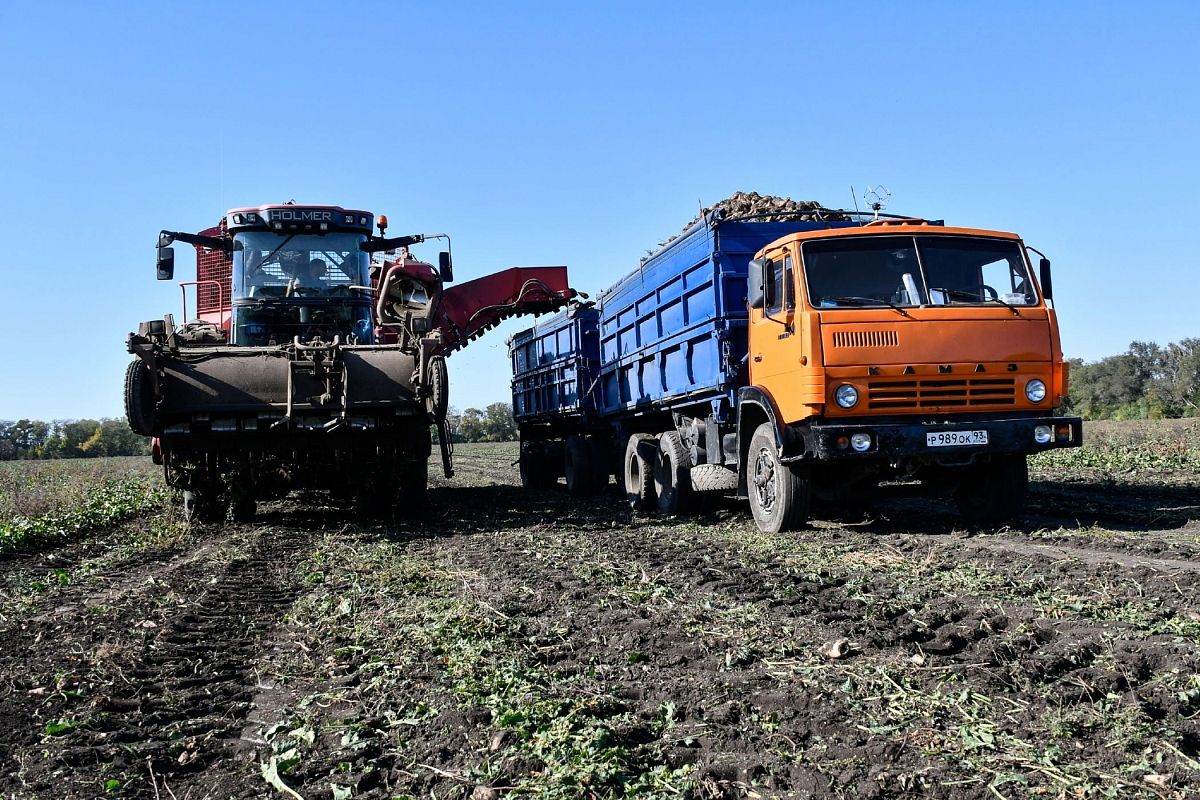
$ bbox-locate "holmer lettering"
[272,210,333,222]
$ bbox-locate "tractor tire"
[954,454,1028,527]
[747,423,810,533]
[624,433,657,511]
[124,360,156,436]
[654,430,694,515]
[399,458,429,512]
[564,435,594,496]
[426,356,449,421]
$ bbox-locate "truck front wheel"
[624,433,657,510]
[654,431,693,515]
[747,423,810,533]
[954,454,1028,527]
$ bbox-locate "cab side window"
[765,256,784,315]
[784,254,795,311]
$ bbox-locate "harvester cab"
[130,203,575,522]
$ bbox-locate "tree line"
[4,335,1193,461]
[1066,338,1199,419]
[0,419,151,461]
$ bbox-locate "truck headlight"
[1034,425,1052,444]
[850,432,872,452]
[835,384,859,408]
[1025,379,1047,403]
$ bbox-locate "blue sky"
[0,1,1197,421]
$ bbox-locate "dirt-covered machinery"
[125,203,574,521]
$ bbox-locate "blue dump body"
[510,306,600,421]
[512,216,854,425]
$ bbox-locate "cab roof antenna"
[864,186,891,221]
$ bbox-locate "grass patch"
[0,476,167,555]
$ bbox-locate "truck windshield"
[803,235,1037,309]
[232,232,369,300]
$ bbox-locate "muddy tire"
[654,430,693,515]
[124,360,156,436]
[955,454,1028,527]
[182,489,224,524]
[519,441,553,489]
[399,458,429,511]
[564,435,594,496]
[229,496,257,523]
[624,433,657,510]
[747,423,810,533]
[426,356,449,421]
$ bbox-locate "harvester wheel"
[747,423,809,533]
[124,360,156,436]
[426,356,449,421]
[564,435,595,496]
[399,458,429,511]
[624,433,657,511]
[654,431,694,515]
[954,454,1028,527]
[229,496,257,523]
[182,489,224,525]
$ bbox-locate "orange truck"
[510,208,1081,532]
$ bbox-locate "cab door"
[749,246,796,385]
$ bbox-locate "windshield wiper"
[258,234,297,267]
[931,287,1021,316]
[820,296,911,317]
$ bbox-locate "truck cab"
[741,219,1081,529]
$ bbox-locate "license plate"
[927,430,988,447]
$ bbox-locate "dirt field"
[1,422,1199,799]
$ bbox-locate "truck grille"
[832,329,899,348]
[867,377,1016,409]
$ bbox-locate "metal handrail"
[179,280,229,328]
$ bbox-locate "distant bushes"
[0,418,150,461]
[1066,338,1200,420]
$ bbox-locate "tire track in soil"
[10,522,313,799]
[427,483,1200,796]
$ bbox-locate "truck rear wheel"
[747,423,809,533]
[654,431,693,515]
[564,435,594,496]
[954,454,1028,527]
[624,433,657,510]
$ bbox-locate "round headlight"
[850,432,872,452]
[835,384,859,409]
[1034,425,1052,444]
[1025,379,1047,403]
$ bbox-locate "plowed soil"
[2,440,1199,799]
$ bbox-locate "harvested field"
[1,421,1199,799]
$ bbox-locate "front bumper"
[790,415,1083,462]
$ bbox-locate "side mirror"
[1039,257,1053,301]
[438,251,453,283]
[157,246,175,281]
[747,258,766,309]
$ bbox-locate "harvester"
[125,203,574,521]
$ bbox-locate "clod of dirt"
[908,652,926,666]
[471,786,500,800]
[819,638,854,659]
[1143,773,1171,788]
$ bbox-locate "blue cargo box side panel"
[510,307,600,421]
[596,219,854,416]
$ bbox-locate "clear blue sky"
[1,1,1197,421]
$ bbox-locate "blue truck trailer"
[510,206,1081,531]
